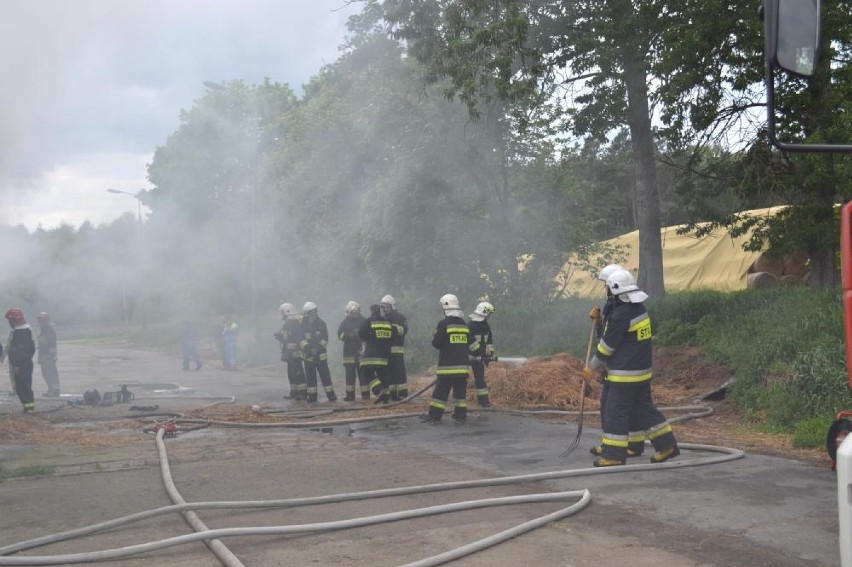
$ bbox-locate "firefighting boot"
[369,379,383,397]
[477,394,492,408]
[419,413,442,424]
[374,391,391,405]
[650,445,680,463]
[626,448,642,458]
[590,445,603,456]
[343,393,356,402]
[306,393,318,403]
[592,457,625,467]
[325,387,337,402]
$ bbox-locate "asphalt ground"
[0,339,842,566]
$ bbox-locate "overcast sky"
[0,0,356,230]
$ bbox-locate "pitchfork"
[560,317,597,457]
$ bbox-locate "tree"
[655,0,852,290]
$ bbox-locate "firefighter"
[275,303,307,401]
[5,308,36,413]
[588,264,640,457]
[300,302,338,403]
[380,294,409,400]
[36,312,61,396]
[359,304,394,403]
[584,269,679,466]
[421,294,472,425]
[337,301,366,401]
[468,301,495,407]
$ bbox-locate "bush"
[652,287,847,435]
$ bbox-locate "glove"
[589,306,601,320]
[582,367,596,381]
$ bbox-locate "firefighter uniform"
[386,309,409,400]
[276,308,307,401]
[589,278,678,465]
[359,305,394,402]
[424,307,472,424]
[337,305,366,401]
[5,309,36,413]
[300,307,337,403]
[468,302,495,407]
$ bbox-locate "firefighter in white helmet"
[275,303,307,401]
[380,294,409,400]
[299,302,338,403]
[588,264,624,457]
[421,294,472,424]
[337,301,366,401]
[468,301,496,407]
[584,269,679,466]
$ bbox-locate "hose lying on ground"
[0,433,743,565]
[0,383,733,566]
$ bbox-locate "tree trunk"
[621,48,665,297]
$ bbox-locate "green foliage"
[653,287,849,444]
[792,415,835,449]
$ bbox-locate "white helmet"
[279,303,297,319]
[302,301,318,314]
[605,269,649,303]
[598,263,625,282]
[345,300,360,315]
[470,301,494,321]
[380,294,396,308]
[439,293,460,311]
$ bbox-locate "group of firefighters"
[2,266,678,467]
[273,272,679,465]
[2,308,60,414]
[274,294,496,424]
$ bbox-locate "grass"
[649,287,851,447]
[0,464,56,481]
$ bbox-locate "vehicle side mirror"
[764,0,821,76]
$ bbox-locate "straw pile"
[0,415,142,448]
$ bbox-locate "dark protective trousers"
[304,359,337,402]
[13,360,35,408]
[343,357,365,399]
[601,380,676,460]
[388,355,408,398]
[427,375,468,421]
[286,358,307,399]
[470,360,491,403]
[363,364,390,400]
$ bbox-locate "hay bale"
[752,254,784,276]
[781,251,809,277]
[479,354,603,409]
[747,271,778,289]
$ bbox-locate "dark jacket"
[8,326,36,367]
[337,314,366,363]
[386,310,408,356]
[431,316,471,377]
[276,318,304,362]
[594,299,652,383]
[359,314,393,367]
[300,316,329,362]
[467,318,493,359]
